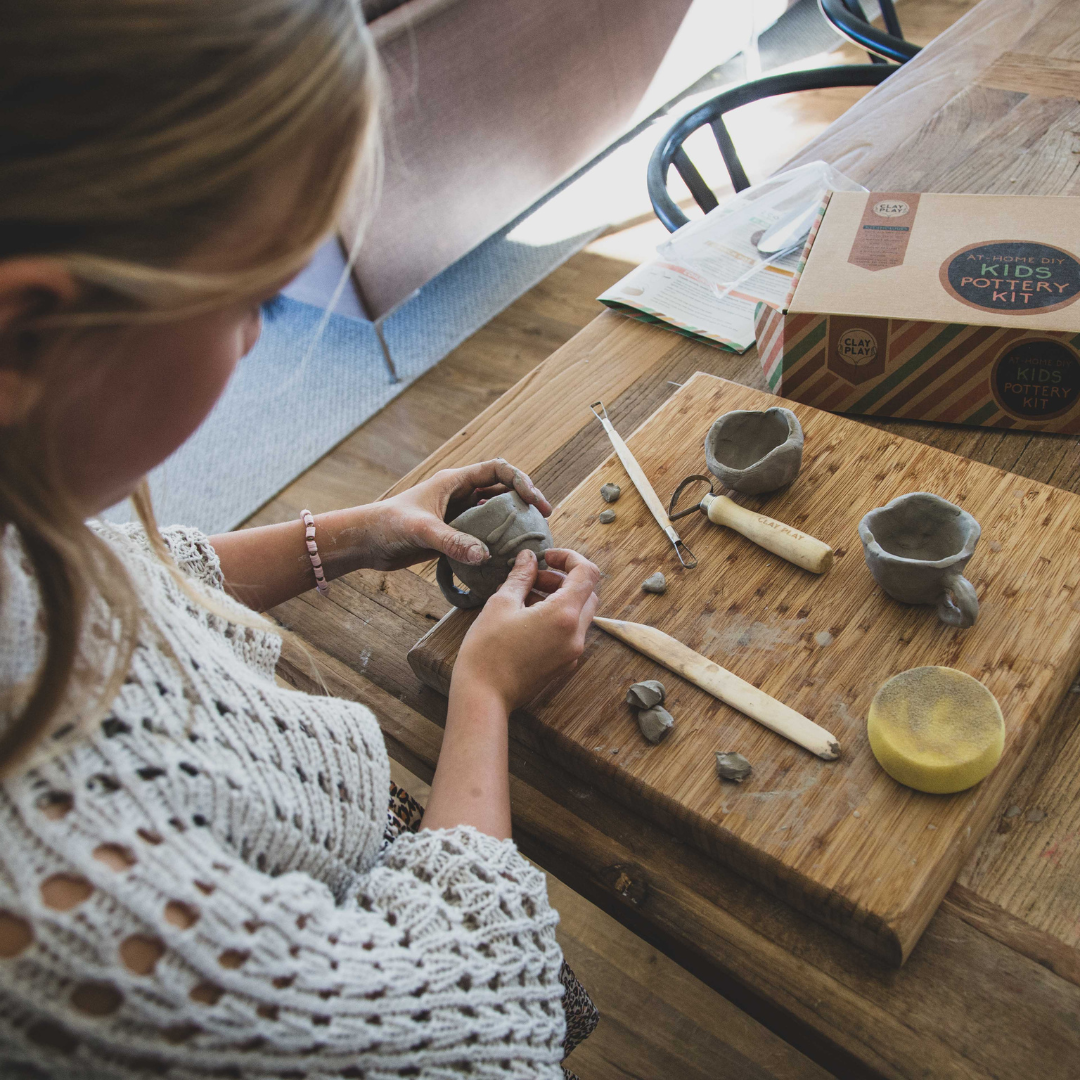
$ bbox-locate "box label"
[990,338,1080,420]
[940,241,1080,314]
[848,193,920,271]
[827,315,890,383]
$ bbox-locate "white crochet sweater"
[0,522,565,1079]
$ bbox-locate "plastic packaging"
[657,161,867,306]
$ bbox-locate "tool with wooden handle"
[668,474,833,574]
[589,401,696,568]
[594,616,841,760]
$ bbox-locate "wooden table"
[275,3,1080,1076]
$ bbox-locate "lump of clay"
[600,483,621,503]
[637,706,674,744]
[598,509,616,524]
[859,492,981,628]
[436,491,553,609]
[642,572,666,594]
[626,680,665,710]
[704,407,803,495]
[868,666,1003,793]
[715,752,753,782]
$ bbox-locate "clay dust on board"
[702,614,807,654]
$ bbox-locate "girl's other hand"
[362,459,551,571]
[454,548,600,712]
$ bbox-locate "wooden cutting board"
[408,373,1080,964]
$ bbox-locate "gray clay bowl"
[859,492,981,628]
[704,407,804,495]
[435,490,553,609]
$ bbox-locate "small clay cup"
[704,407,804,495]
[436,491,553,609]
[859,492,981,629]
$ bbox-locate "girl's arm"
[422,548,600,837]
[208,459,551,611]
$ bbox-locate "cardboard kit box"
[755,191,1080,433]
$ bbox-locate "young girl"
[0,2,601,1076]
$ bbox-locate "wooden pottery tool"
[593,616,841,760]
[668,474,833,574]
[589,401,696,568]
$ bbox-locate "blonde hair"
[0,0,382,774]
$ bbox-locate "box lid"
[789,191,1080,331]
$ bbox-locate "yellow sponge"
[867,667,1004,794]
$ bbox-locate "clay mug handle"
[435,555,483,610]
[937,571,978,629]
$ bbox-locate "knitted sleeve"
[91,522,226,593]
[159,525,226,593]
[0,805,567,1079]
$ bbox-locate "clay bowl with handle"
[436,491,553,609]
[859,492,981,629]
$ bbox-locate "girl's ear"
[0,258,80,427]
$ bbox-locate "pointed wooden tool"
[593,616,841,760]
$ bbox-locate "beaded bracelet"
[300,509,330,596]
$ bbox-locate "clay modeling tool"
[593,616,841,760]
[589,401,696,568]
[668,475,833,574]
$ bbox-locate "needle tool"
[589,401,697,569]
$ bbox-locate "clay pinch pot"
[703,407,804,495]
[859,492,981,629]
[436,491,553,609]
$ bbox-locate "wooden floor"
[250,2,979,1076]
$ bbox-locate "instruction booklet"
[597,162,866,353]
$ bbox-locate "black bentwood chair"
[647,64,897,233]
[819,0,920,65]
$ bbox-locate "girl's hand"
[422,548,598,838]
[361,459,552,571]
[453,548,601,712]
[208,459,549,612]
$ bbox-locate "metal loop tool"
[588,401,697,569]
[666,469,835,575]
[667,474,717,520]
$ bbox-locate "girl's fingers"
[533,568,567,594]
[443,460,552,516]
[416,518,490,564]
[492,549,538,606]
[542,548,584,573]
[576,587,600,639]
[543,548,601,604]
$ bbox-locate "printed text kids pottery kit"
[756,192,1080,432]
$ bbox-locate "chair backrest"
[819,0,920,64]
[647,64,896,233]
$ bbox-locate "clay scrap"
[642,572,667,594]
[436,491,553,609]
[715,752,753,783]
[638,706,675,744]
[626,680,665,709]
[600,483,621,503]
[599,509,616,524]
[704,407,803,495]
